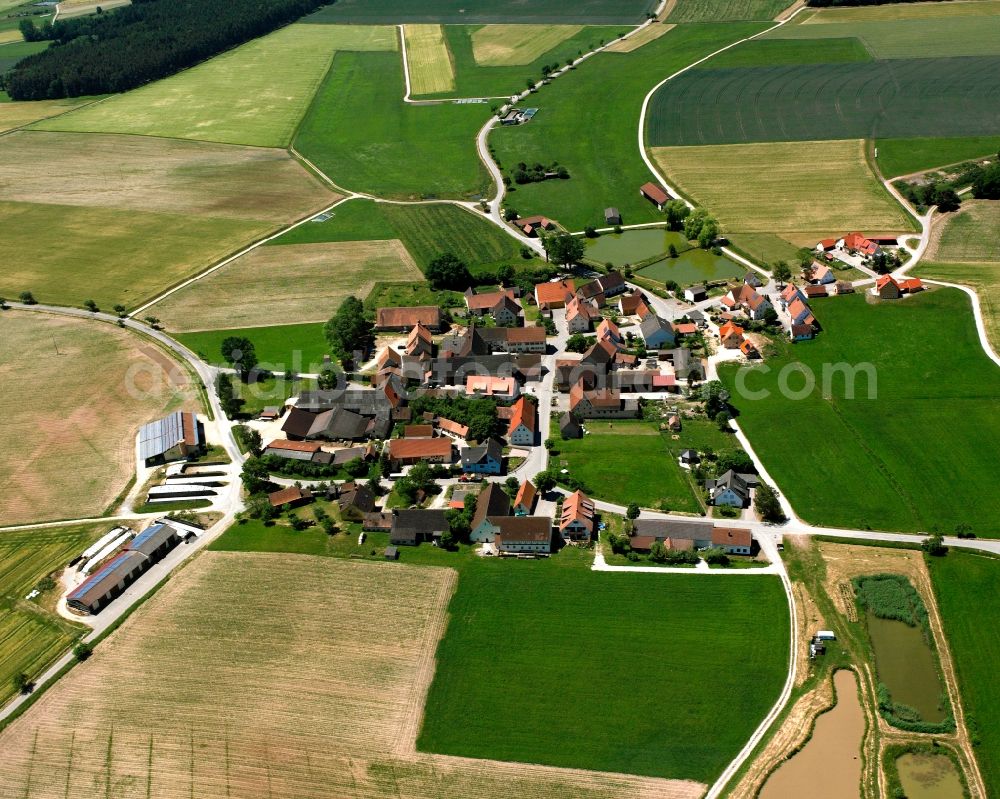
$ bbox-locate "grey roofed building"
[339,483,376,520]
[127,522,182,562]
[471,482,511,530]
[559,412,582,439]
[640,313,675,347]
[597,271,627,297]
[138,411,202,465]
[631,518,714,546]
[461,437,503,467]
[667,347,691,376]
[66,550,149,614]
[297,388,394,415]
[389,509,450,546]
[680,448,699,464]
[604,207,621,225]
[321,408,369,440]
[704,470,758,506]
[744,271,762,288]
[331,446,367,466]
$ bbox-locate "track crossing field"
[471,24,583,65]
[719,290,1000,534]
[304,0,654,24]
[0,553,708,799]
[651,139,914,236]
[646,56,1000,147]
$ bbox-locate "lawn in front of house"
[551,420,702,513]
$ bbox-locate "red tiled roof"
[265,439,322,453]
[376,306,442,329]
[387,438,453,460]
[674,322,697,335]
[712,526,752,549]
[268,486,310,507]
[438,417,470,438]
[514,480,536,509]
[535,280,575,306]
[507,396,537,436]
[640,182,669,205]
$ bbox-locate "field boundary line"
[128,195,353,317]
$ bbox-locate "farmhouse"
[605,207,621,226]
[640,181,670,210]
[469,482,512,542]
[779,283,806,309]
[596,318,623,348]
[841,231,880,257]
[495,517,553,555]
[138,411,203,466]
[535,279,575,310]
[569,381,639,419]
[507,397,537,446]
[566,296,599,332]
[807,263,835,285]
[461,438,504,475]
[640,314,676,349]
[576,279,606,306]
[790,323,815,342]
[363,511,393,532]
[786,298,816,328]
[876,275,901,300]
[712,526,753,555]
[744,271,762,289]
[388,509,449,546]
[437,417,470,439]
[513,480,537,515]
[338,483,376,521]
[618,292,644,316]
[630,518,713,550]
[465,288,522,325]
[281,406,371,442]
[406,322,433,358]
[375,306,444,332]
[705,470,758,508]
[386,437,453,467]
[722,284,773,320]
[719,321,745,349]
[559,489,595,542]
[465,375,519,402]
[519,215,556,237]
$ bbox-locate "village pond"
[896,752,965,799]
[760,669,864,799]
[583,227,744,285]
[866,614,948,724]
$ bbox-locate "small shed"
[816,630,837,641]
[384,546,399,561]
[604,207,621,225]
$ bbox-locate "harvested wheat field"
[148,240,422,332]
[56,0,130,18]
[0,131,335,221]
[0,552,704,799]
[0,131,335,308]
[0,312,198,526]
[404,24,455,94]
[605,23,676,53]
[471,24,583,65]
[651,139,915,237]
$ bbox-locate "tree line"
[5,0,331,100]
[807,0,951,6]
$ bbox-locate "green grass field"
[379,203,521,273]
[36,24,396,147]
[726,232,806,267]
[269,200,398,245]
[419,559,789,782]
[719,290,1000,534]
[0,38,45,71]
[427,24,611,99]
[928,551,1000,797]
[305,0,653,24]
[652,140,914,238]
[552,421,701,513]
[767,9,1000,58]
[877,136,1000,179]
[703,37,870,69]
[918,261,1000,355]
[0,522,106,703]
[294,50,491,199]
[490,21,765,231]
[668,0,792,22]
[646,57,1000,147]
[364,281,464,313]
[175,323,329,372]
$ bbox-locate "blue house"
[640,314,676,349]
[461,438,503,475]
